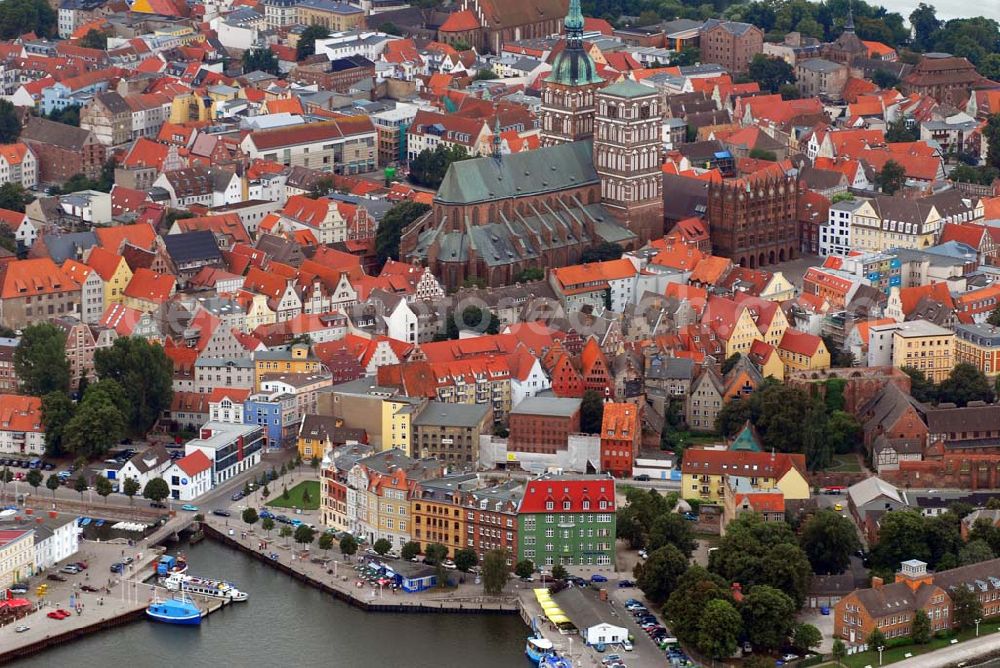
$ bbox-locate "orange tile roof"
[0,258,79,299]
[862,41,895,58]
[899,282,954,315]
[123,268,174,303]
[0,395,43,433]
[0,143,30,166]
[176,449,212,476]
[778,328,823,357]
[552,258,637,290]
[85,246,126,281]
[95,222,157,253]
[940,222,987,249]
[263,97,304,115]
[688,256,731,285]
[439,9,479,32]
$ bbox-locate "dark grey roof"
[510,396,581,417]
[298,414,366,444]
[662,173,709,222]
[799,165,848,191]
[163,230,223,265]
[412,401,490,428]
[646,355,694,381]
[330,55,375,71]
[435,140,599,205]
[40,231,98,263]
[925,404,1000,435]
[797,58,844,73]
[96,92,131,115]
[701,18,756,36]
[21,117,94,150]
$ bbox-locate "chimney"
[871,576,883,589]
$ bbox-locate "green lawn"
[825,454,862,472]
[266,481,320,510]
[677,432,723,446]
[825,618,1000,668]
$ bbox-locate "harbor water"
[12,539,526,668]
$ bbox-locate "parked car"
[73,561,88,570]
[110,562,124,574]
[60,565,81,574]
[9,584,27,595]
[212,509,232,517]
[81,585,99,592]
[590,574,608,583]
[617,579,634,588]
[15,625,29,633]
[259,510,274,520]
[181,504,198,512]
[122,556,134,565]
[46,573,67,582]
[150,502,166,509]
[47,611,68,620]
[442,559,457,570]
[633,474,650,481]
[231,491,244,501]
[621,640,633,651]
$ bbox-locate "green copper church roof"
[545,48,603,85]
[600,79,656,99]
[729,422,762,452]
[436,140,598,204]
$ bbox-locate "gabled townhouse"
[406,109,491,160]
[60,259,104,324]
[0,208,38,249]
[0,143,38,189]
[243,266,302,322]
[162,450,213,501]
[85,246,132,307]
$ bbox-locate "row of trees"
[15,325,173,457]
[870,505,1000,577]
[239,507,514,595]
[714,379,862,470]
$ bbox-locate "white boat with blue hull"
[146,592,205,625]
[526,636,554,664]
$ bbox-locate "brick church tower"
[593,80,665,243]
[539,0,605,146]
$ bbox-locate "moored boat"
[526,636,554,664]
[146,593,204,625]
[539,653,572,668]
[160,572,248,602]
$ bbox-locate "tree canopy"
[580,390,605,434]
[635,544,688,605]
[94,337,173,436]
[375,201,430,268]
[242,47,279,75]
[408,144,472,189]
[0,0,56,39]
[876,160,906,195]
[580,242,624,263]
[14,324,71,396]
[709,513,812,607]
[296,24,330,60]
[799,510,861,575]
[746,54,796,92]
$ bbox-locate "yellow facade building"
[680,448,810,504]
[86,247,132,307]
[891,320,955,383]
[380,396,422,456]
[0,529,34,589]
[254,343,322,390]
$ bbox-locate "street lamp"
[976,618,982,637]
[878,645,885,666]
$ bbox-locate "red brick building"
[835,558,1000,645]
[457,483,520,563]
[902,54,991,108]
[600,402,640,477]
[507,396,581,454]
[699,19,763,75]
[19,116,106,183]
[707,172,799,269]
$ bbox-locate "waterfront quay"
[199,517,520,614]
[0,534,229,665]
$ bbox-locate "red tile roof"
[0,258,79,299]
[439,9,479,31]
[519,477,615,514]
[176,449,212,476]
[123,268,175,304]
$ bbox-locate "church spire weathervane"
[564,0,585,48]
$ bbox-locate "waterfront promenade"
[198,515,521,613]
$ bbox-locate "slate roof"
[412,401,490,428]
[20,117,95,150]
